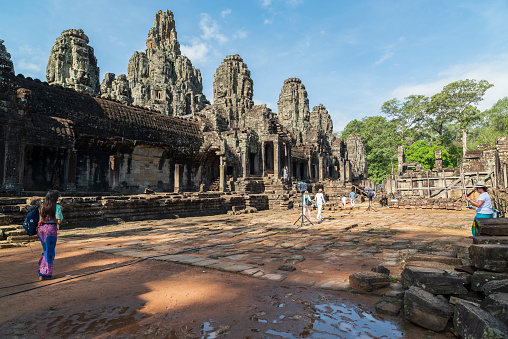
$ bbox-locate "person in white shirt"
[315,189,326,221]
[465,180,494,236]
[341,196,347,209]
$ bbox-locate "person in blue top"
[349,190,357,208]
[465,180,494,236]
[301,190,312,220]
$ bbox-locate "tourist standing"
[37,190,63,280]
[315,189,326,221]
[367,189,376,211]
[282,166,288,183]
[466,180,494,236]
[349,189,357,208]
[302,190,312,220]
[341,195,347,209]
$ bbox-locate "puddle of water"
[265,302,403,339]
[200,321,216,339]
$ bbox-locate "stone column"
[435,149,443,170]
[308,156,312,180]
[261,142,266,177]
[65,149,77,192]
[4,136,24,193]
[219,154,226,192]
[274,141,280,179]
[397,146,405,174]
[287,144,292,180]
[318,155,324,182]
[242,151,248,178]
[174,163,182,193]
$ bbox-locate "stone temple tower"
[124,10,208,116]
[46,29,100,94]
[213,54,254,109]
[277,78,310,146]
[0,39,14,81]
[310,104,334,140]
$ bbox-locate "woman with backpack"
[37,190,63,280]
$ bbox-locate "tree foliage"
[341,116,400,183]
[404,141,451,170]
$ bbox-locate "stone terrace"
[59,206,472,293]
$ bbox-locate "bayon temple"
[0,10,368,205]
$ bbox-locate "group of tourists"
[27,178,494,282]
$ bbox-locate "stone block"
[222,264,254,273]
[278,264,296,272]
[259,273,287,282]
[474,236,508,245]
[401,266,469,295]
[371,265,390,275]
[469,245,508,273]
[454,300,508,339]
[349,272,391,292]
[285,255,305,264]
[405,254,462,266]
[484,279,508,295]
[471,271,508,292]
[481,293,508,327]
[475,218,508,236]
[404,286,454,332]
[376,297,402,316]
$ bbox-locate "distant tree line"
[340,79,508,183]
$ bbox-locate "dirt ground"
[0,203,473,338]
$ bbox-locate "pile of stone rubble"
[349,218,508,338]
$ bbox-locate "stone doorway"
[264,142,274,171]
[23,145,66,191]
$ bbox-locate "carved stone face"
[243,79,253,99]
[283,109,293,120]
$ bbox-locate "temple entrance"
[249,152,257,175]
[264,142,274,171]
[203,152,220,190]
[23,145,66,191]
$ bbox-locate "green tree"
[429,79,493,156]
[381,94,428,145]
[341,116,401,183]
[470,97,508,148]
[404,140,451,170]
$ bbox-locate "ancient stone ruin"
[0,10,368,216]
[101,10,208,116]
[0,39,14,82]
[46,29,100,94]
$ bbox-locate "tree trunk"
[462,128,467,157]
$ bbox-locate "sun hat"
[474,180,487,188]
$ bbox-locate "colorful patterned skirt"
[472,213,494,237]
[37,222,58,278]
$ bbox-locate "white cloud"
[391,53,508,110]
[18,59,41,73]
[260,0,272,8]
[200,13,228,44]
[264,18,273,24]
[373,49,394,66]
[286,0,304,6]
[233,29,248,39]
[181,41,210,64]
[221,8,232,18]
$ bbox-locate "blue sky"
[2,0,508,132]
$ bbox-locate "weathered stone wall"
[277,78,310,146]
[46,29,100,94]
[0,39,14,81]
[119,10,208,116]
[0,194,270,227]
[346,134,367,180]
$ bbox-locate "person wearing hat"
[314,188,326,221]
[465,180,494,236]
